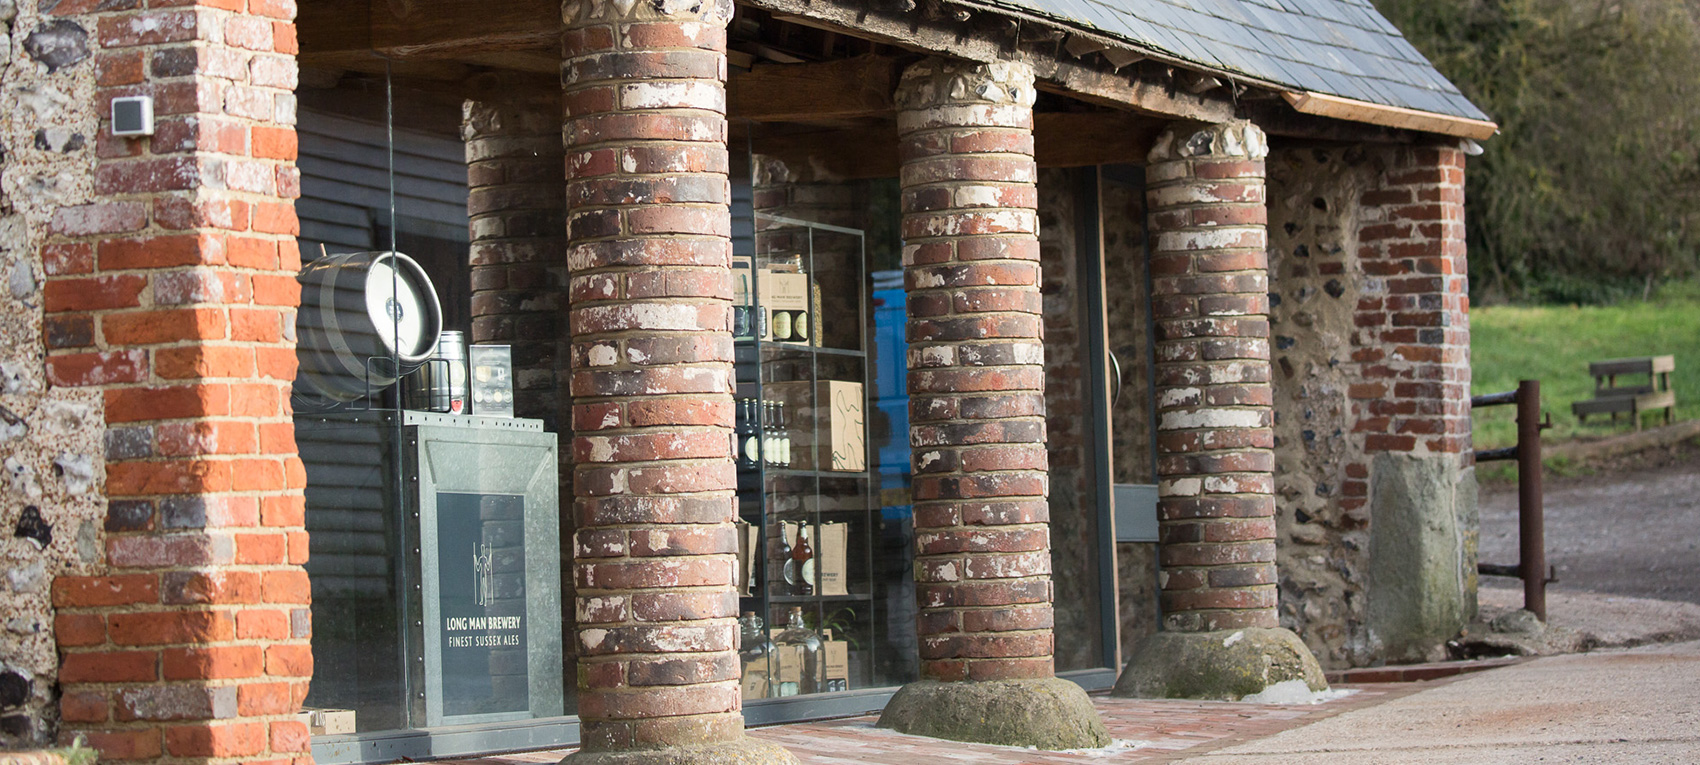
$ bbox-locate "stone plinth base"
[561,739,799,765]
[877,677,1110,750]
[1113,628,1326,700]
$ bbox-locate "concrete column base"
[876,677,1110,750]
[561,738,799,765]
[1113,627,1327,700]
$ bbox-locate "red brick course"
[46,2,308,763]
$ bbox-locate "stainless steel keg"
[294,251,443,404]
[402,331,469,414]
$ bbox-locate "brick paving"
[455,683,1431,764]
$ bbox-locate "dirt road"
[1479,443,1700,605]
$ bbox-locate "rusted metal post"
[1516,379,1547,621]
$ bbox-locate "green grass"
[1471,282,1700,455]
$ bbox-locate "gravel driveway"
[1479,444,1700,605]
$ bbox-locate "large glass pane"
[1101,165,1162,660]
[731,135,917,700]
[293,61,572,745]
[1037,167,1108,671]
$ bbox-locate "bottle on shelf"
[791,524,814,596]
[737,398,760,471]
[761,401,775,465]
[776,401,791,468]
[732,303,752,338]
[772,606,822,697]
[763,400,782,467]
[776,525,794,592]
[772,310,793,342]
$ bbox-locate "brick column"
[1351,145,1475,660]
[876,58,1107,750]
[465,94,570,428]
[1114,120,1323,700]
[48,1,310,762]
[1351,147,1471,458]
[559,0,793,762]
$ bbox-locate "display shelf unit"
[734,211,884,700]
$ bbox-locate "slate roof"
[980,0,1490,122]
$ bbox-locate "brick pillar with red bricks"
[558,0,794,762]
[875,58,1108,750]
[1113,120,1326,700]
[1349,144,1475,660]
[47,1,311,763]
[1351,146,1470,460]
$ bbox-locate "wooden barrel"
[295,251,442,403]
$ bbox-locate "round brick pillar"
[876,58,1107,750]
[559,1,795,763]
[1113,120,1325,700]
[464,93,569,429]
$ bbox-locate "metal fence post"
[1516,379,1547,621]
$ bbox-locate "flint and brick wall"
[1266,143,1475,667]
[1146,122,1279,634]
[560,0,753,753]
[38,1,310,762]
[896,59,1056,682]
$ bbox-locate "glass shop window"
[725,146,919,698]
[286,71,919,760]
[291,73,571,752]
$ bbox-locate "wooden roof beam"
[1283,91,1498,141]
[298,0,559,60]
[729,55,902,122]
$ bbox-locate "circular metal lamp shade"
[295,251,443,403]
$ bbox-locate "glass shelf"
[765,593,874,604]
[736,339,868,359]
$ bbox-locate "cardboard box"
[732,258,812,343]
[740,658,769,701]
[807,381,866,472]
[760,269,809,312]
[762,269,809,344]
[823,640,849,693]
[765,380,865,473]
[817,522,848,596]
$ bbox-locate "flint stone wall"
[0,0,108,747]
[1266,144,1475,668]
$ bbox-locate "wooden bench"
[1572,355,1675,430]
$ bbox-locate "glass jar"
[772,606,822,696]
